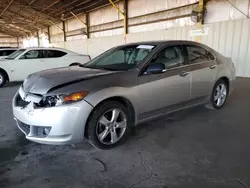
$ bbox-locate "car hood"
[23,66,114,95]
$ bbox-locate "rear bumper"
[13,92,93,145]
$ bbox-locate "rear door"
[183,45,218,101]
[43,50,68,69]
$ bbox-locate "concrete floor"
[0,78,250,188]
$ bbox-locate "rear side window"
[47,50,67,58]
[186,45,214,64]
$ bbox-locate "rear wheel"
[0,71,7,88]
[86,101,132,149]
[205,79,228,110]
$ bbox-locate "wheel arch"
[218,76,230,90]
[0,67,9,81]
[84,96,136,137]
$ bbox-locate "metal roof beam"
[47,0,79,16]
[41,0,61,12]
[5,9,49,27]
[0,23,31,34]
[0,27,24,37]
[14,0,37,17]
[63,0,120,19]
[14,0,61,22]
[55,0,93,17]
[0,0,14,17]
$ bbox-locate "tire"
[0,71,7,88]
[205,79,228,110]
[86,101,133,149]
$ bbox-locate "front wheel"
[0,71,7,88]
[86,101,132,149]
[206,79,228,110]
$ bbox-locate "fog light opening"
[43,127,51,136]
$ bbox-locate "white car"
[0,48,18,59]
[0,47,91,87]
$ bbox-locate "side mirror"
[145,63,165,74]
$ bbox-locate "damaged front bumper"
[12,88,93,145]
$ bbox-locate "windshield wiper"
[99,67,117,71]
[79,64,117,71]
[79,64,87,67]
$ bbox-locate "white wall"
[205,0,250,23]
[51,18,250,78]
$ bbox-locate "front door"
[12,50,46,81]
[183,45,218,101]
[138,45,191,121]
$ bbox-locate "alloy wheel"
[214,83,227,107]
[96,108,127,145]
[0,74,3,85]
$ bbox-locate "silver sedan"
[13,40,236,149]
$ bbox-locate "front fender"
[0,62,12,81]
[84,86,139,121]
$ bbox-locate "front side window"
[5,49,25,60]
[150,45,184,69]
[186,45,214,64]
[21,50,45,59]
[84,45,155,71]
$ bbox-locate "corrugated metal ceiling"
[0,0,120,37]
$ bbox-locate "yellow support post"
[108,0,127,40]
[70,11,89,55]
[196,0,204,43]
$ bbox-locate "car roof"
[17,47,77,54]
[0,48,18,50]
[118,40,208,47]
[19,47,67,50]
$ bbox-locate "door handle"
[179,71,189,77]
[210,65,217,69]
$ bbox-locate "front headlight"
[39,91,89,107]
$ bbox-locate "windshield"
[5,49,26,60]
[84,44,155,71]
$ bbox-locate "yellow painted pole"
[196,0,204,43]
[108,0,127,39]
[70,11,89,55]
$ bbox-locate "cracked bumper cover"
[12,92,93,145]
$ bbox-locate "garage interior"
[1,0,250,187]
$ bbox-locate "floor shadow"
[3,82,22,88]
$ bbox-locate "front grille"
[15,94,30,108]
